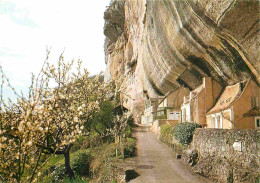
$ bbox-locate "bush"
[40,149,92,182]
[173,122,201,145]
[63,175,89,183]
[125,124,132,138]
[160,124,173,144]
[123,138,136,157]
[71,149,92,176]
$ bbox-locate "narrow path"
[129,126,209,183]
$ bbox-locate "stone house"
[206,78,260,129]
[150,87,190,133]
[180,77,223,127]
[141,97,160,125]
[155,87,190,121]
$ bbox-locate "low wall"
[150,119,179,134]
[186,128,260,183]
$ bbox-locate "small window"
[211,117,215,128]
[251,96,258,108]
[256,118,260,129]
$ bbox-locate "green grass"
[63,175,89,183]
[38,149,92,183]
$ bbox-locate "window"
[182,108,186,122]
[211,117,215,128]
[251,96,259,108]
[217,115,223,128]
[256,118,260,129]
[211,115,223,128]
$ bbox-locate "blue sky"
[0,0,111,101]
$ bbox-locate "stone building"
[181,77,223,127]
[206,78,260,129]
[150,87,190,133]
[141,97,159,125]
[155,87,190,121]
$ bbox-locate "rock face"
[104,0,260,117]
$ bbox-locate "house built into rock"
[180,77,223,127]
[141,97,159,125]
[145,87,189,133]
[207,78,260,129]
[147,77,260,132]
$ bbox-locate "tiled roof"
[207,80,248,115]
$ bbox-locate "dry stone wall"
[186,128,260,183]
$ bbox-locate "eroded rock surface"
[104,0,260,117]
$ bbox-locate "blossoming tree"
[0,53,115,182]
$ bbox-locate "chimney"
[203,77,214,112]
[190,92,193,99]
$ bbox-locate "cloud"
[0,1,39,28]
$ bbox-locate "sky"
[0,0,111,101]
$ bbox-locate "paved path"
[128,126,210,183]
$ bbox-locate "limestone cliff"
[104,0,260,118]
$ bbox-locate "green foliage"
[173,122,201,145]
[71,150,92,176]
[125,117,135,138]
[71,136,88,153]
[40,149,92,182]
[63,175,89,183]
[123,138,136,158]
[160,124,173,144]
[125,124,132,138]
[89,101,114,135]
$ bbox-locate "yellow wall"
[233,79,259,129]
[206,116,211,128]
[193,78,223,126]
[167,87,190,109]
[198,90,206,125]
[222,110,232,129]
[212,79,224,105]
[206,110,232,129]
[150,119,179,134]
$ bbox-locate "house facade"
[141,97,159,125]
[206,78,260,129]
[180,77,223,127]
[150,87,190,133]
[155,87,190,121]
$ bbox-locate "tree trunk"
[64,148,74,179]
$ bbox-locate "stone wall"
[185,128,260,183]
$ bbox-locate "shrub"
[173,122,201,145]
[160,124,173,144]
[125,124,132,138]
[71,149,92,176]
[63,175,89,183]
[123,138,136,157]
[40,149,92,182]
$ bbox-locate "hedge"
[173,122,201,145]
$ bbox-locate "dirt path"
[127,126,210,183]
